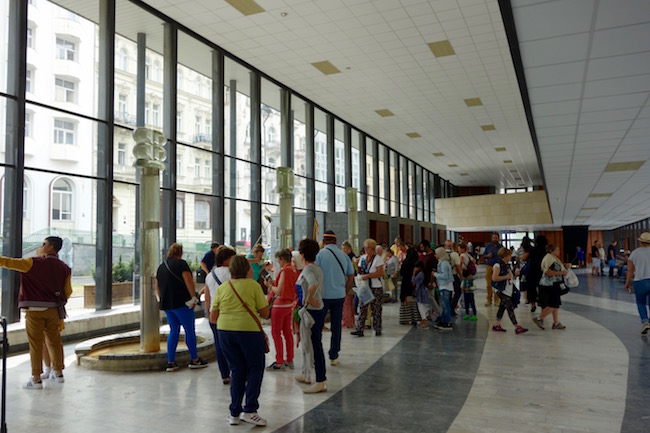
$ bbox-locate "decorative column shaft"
[277,167,295,249]
[133,128,167,353]
[347,188,359,256]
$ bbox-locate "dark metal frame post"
[1,0,27,322]
[250,71,262,245]
[228,80,237,244]
[95,0,116,310]
[305,103,315,238]
[212,49,225,242]
[162,23,178,249]
[326,114,335,213]
[358,132,367,212]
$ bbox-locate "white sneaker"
[240,412,267,426]
[227,414,240,425]
[40,368,52,380]
[23,378,43,389]
[52,373,65,383]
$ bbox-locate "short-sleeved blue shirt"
[315,244,355,299]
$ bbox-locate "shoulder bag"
[228,281,270,353]
[327,248,354,295]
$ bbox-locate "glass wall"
[0,0,445,319]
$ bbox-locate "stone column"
[133,128,167,353]
[347,188,359,256]
[277,167,294,249]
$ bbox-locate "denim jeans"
[209,322,230,379]
[218,330,265,416]
[307,308,327,383]
[440,289,452,324]
[633,278,650,323]
[322,297,345,361]
[165,306,198,362]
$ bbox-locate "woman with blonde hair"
[352,238,385,337]
[433,247,454,330]
[156,243,208,371]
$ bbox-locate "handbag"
[228,281,269,353]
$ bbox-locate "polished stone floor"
[3,267,648,432]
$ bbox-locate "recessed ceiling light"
[345,66,351,70]
[460,173,469,176]
[280,11,288,17]
[432,152,444,157]
[514,177,522,180]
[481,124,496,131]
[428,40,455,57]
[589,193,612,198]
[448,164,458,168]
[604,161,645,172]
[509,169,518,173]
[495,147,507,152]
[311,60,341,75]
[406,132,421,138]
[464,98,483,107]
[470,180,478,183]
[375,109,394,117]
[581,207,597,210]
[503,159,513,164]
[225,0,265,16]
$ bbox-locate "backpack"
[463,253,476,275]
[467,258,477,276]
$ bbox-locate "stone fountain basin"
[75,330,215,371]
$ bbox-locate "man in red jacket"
[0,236,72,389]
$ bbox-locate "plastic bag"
[564,269,579,288]
[354,275,374,305]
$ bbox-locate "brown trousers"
[485,265,499,304]
[25,308,64,380]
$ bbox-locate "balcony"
[50,143,80,162]
[114,111,137,127]
[192,133,212,144]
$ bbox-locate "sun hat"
[638,232,650,244]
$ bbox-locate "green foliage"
[187,255,200,273]
[112,255,134,282]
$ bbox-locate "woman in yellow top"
[210,255,270,427]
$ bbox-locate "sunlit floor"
[3,266,649,433]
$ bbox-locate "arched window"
[51,178,73,221]
[153,60,161,82]
[118,48,128,71]
[145,56,151,80]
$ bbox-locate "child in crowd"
[412,261,430,329]
[492,248,528,334]
[461,269,477,321]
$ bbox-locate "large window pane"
[351,130,361,210]
[224,156,253,201]
[28,2,98,118]
[367,137,374,212]
[390,150,397,216]
[293,95,307,177]
[315,181,327,212]
[177,31,213,150]
[261,78,281,168]
[314,109,327,182]
[262,166,278,206]
[224,58,251,160]
[294,175,307,209]
[177,143,215,195]
[24,103,97,177]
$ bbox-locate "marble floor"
[3,267,649,433]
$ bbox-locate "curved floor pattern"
[273,314,489,433]
[5,269,649,433]
[448,307,628,433]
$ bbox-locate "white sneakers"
[23,378,43,389]
[239,412,267,426]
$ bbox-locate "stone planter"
[84,281,134,308]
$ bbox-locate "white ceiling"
[55,0,650,230]
[512,0,650,229]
